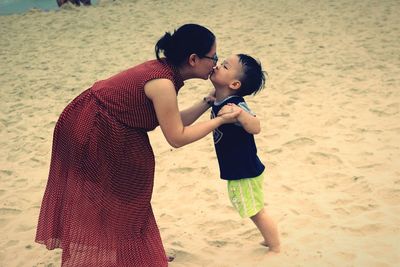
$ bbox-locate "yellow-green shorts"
[228,173,264,218]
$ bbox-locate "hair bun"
[155,24,215,65]
[158,32,173,51]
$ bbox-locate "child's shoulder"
[229,97,256,116]
[225,95,245,105]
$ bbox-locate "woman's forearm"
[180,98,211,126]
[170,116,223,148]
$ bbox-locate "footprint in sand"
[0,208,21,227]
[335,201,378,216]
[5,240,19,247]
[344,133,365,143]
[375,188,400,205]
[306,152,343,165]
[0,218,11,228]
[15,223,36,232]
[0,189,6,197]
[266,148,282,155]
[168,240,184,249]
[281,185,294,192]
[201,188,219,201]
[206,239,228,248]
[177,182,198,192]
[0,169,13,176]
[334,207,351,216]
[169,167,195,174]
[298,233,333,244]
[200,219,237,235]
[388,127,400,134]
[240,227,263,242]
[369,102,399,117]
[336,251,356,261]
[323,173,350,189]
[165,248,198,263]
[356,163,383,169]
[303,202,330,219]
[349,203,378,213]
[0,207,22,216]
[332,223,384,236]
[344,179,373,194]
[290,208,300,215]
[282,137,316,149]
[324,117,341,126]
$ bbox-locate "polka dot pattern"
[36,59,184,266]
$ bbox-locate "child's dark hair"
[155,24,216,66]
[236,54,266,97]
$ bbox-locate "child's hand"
[218,103,241,116]
[217,103,242,123]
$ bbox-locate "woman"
[35,24,240,266]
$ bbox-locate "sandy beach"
[1,0,400,266]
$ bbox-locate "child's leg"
[250,208,280,252]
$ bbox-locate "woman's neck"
[177,66,192,81]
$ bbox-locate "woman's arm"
[145,79,240,148]
[218,103,261,134]
[180,92,215,126]
[180,98,211,126]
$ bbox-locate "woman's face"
[210,55,242,87]
[197,41,218,80]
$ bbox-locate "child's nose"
[213,65,218,70]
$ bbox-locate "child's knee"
[250,207,265,220]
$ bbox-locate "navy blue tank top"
[211,95,265,180]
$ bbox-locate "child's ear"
[229,80,241,90]
[188,54,197,67]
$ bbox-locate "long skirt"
[36,89,167,266]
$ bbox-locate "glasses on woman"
[202,54,219,64]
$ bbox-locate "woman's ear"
[188,54,197,67]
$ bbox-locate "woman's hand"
[207,87,216,98]
[203,88,216,106]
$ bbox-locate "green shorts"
[228,173,265,218]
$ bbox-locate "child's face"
[210,54,243,89]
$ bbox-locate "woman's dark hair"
[155,24,216,66]
[236,54,267,97]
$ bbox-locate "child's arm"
[219,103,261,134]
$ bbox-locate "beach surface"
[1,0,399,266]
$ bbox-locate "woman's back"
[91,59,184,130]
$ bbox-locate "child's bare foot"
[268,246,280,253]
[259,241,280,253]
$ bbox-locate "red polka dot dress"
[36,59,183,266]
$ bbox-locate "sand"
[1,0,399,266]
